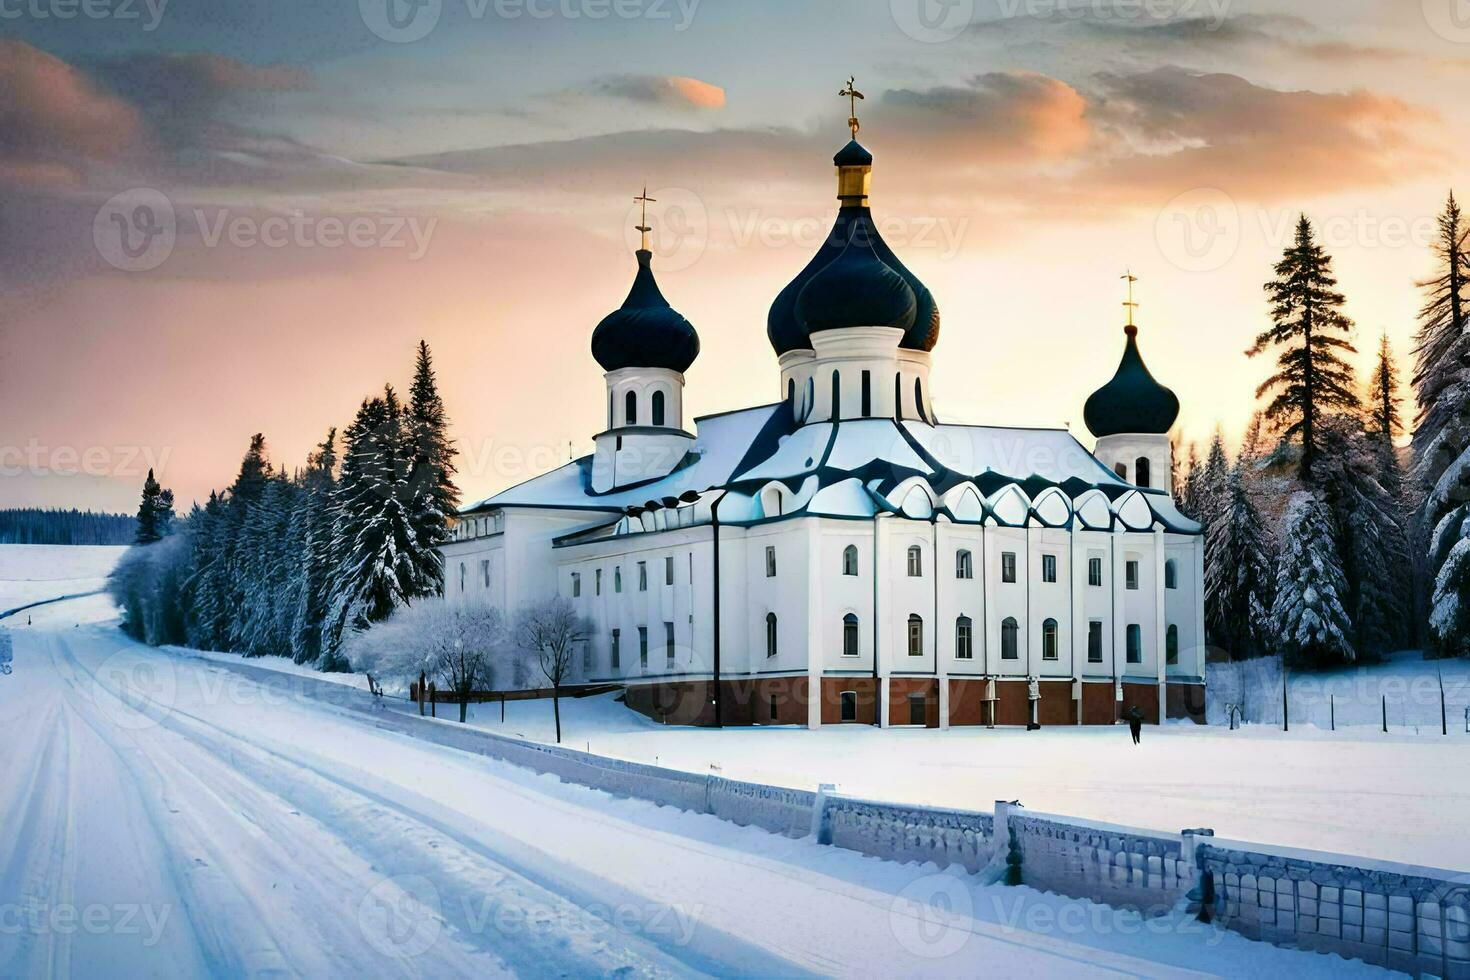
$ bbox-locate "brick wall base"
[1166,681,1206,724]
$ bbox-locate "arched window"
[625,390,638,426]
[1042,618,1059,661]
[651,390,666,427]
[907,614,924,657]
[766,613,778,658]
[860,370,872,417]
[915,378,929,423]
[843,614,859,657]
[842,544,859,576]
[907,545,923,577]
[894,374,903,421]
[1166,624,1179,665]
[1164,559,1178,590]
[955,616,973,659]
[956,549,973,579]
[760,485,784,517]
[1126,624,1142,663]
[1114,462,1127,480]
[831,369,841,420]
[1135,456,1151,488]
[1001,617,1019,660]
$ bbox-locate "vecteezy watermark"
[358,0,701,44]
[727,211,971,262]
[1423,0,1470,43]
[1154,187,1241,273]
[623,186,709,273]
[94,189,438,272]
[0,441,172,480]
[0,0,168,31]
[888,872,974,959]
[358,875,443,959]
[0,902,172,946]
[890,0,978,42]
[89,651,178,732]
[989,892,1226,945]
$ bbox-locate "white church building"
[441,126,1206,730]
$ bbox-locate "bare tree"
[515,597,592,743]
[345,598,504,722]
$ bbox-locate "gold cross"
[839,75,865,139]
[1121,270,1139,327]
[634,185,656,251]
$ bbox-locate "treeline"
[1187,195,1470,667]
[0,509,137,545]
[109,341,459,670]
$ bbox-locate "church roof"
[1084,325,1179,438]
[466,407,1200,536]
[795,228,916,335]
[590,249,700,373]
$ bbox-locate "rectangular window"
[1126,561,1139,591]
[1042,621,1059,661]
[638,626,649,668]
[769,694,779,721]
[955,619,973,660]
[1088,557,1103,588]
[665,556,674,586]
[1126,624,1142,664]
[840,691,857,722]
[1001,552,1017,583]
[665,621,675,665]
[638,561,647,591]
[595,568,602,595]
[571,572,581,598]
[956,550,973,580]
[480,559,490,588]
[611,629,621,669]
[615,566,623,593]
[907,547,923,577]
[860,369,872,417]
[1041,554,1057,583]
[765,546,777,578]
[1088,621,1104,663]
[907,617,923,657]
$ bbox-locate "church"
[441,105,1206,730]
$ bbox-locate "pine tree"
[134,469,175,544]
[1248,215,1360,480]
[321,390,422,662]
[1272,489,1354,667]
[1201,429,1229,522]
[406,341,459,597]
[1238,411,1266,468]
[290,429,338,664]
[1179,443,1202,518]
[1205,463,1276,658]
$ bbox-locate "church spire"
[633,185,656,253]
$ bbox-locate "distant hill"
[0,509,137,546]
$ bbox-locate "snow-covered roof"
[465,405,1201,536]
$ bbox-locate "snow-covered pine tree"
[1315,414,1407,660]
[321,390,422,664]
[1205,463,1276,658]
[290,429,338,664]
[1412,193,1470,656]
[1201,429,1229,523]
[1248,215,1360,480]
[406,341,459,597]
[1272,489,1354,667]
[134,469,174,544]
[234,469,296,656]
[184,491,231,650]
[1179,443,1202,518]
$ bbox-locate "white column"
[1193,534,1207,677]
[935,520,949,730]
[1154,528,1167,719]
[1111,535,1127,724]
[807,520,824,730]
[876,516,891,729]
[1070,530,1086,725]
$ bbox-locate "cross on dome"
[839,75,864,139]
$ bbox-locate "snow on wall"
[1199,838,1470,977]
[191,651,1470,973]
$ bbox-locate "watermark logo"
[889,872,974,958]
[359,0,443,42]
[94,189,176,273]
[1423,0,1470,43]
[1154,187,1240,273]
[891,0,976,42]
[357,874,443,958]
[89,651,177,732]
[624,186,708,273]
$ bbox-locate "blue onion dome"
[795,228,917,335]
[1084,325,1180,437]
[591,249,700,373]
[766,139,940,355]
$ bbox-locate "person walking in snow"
[1126,705,1144,745]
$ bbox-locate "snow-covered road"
[0,624,1391,978]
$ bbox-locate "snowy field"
[0,545,125,626]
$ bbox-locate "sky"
[2,0,1468,512]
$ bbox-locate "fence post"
[810,783,837,845]
[1382,694,1387,733]
[1182,828,1216,922]
[418,671,426,717]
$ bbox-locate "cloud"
[0,41,146,185]
[589,74,726,110]
[877,71,1091,161]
